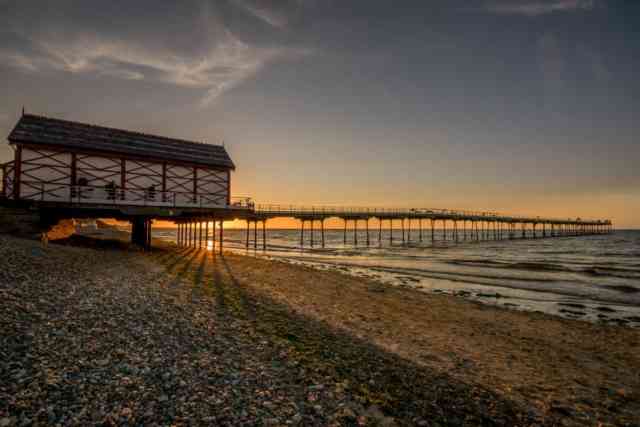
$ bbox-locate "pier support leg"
[431,219,435,244]
[246,220,250,249]
[378,219,382,247]
[354,219,358,246]
[407,218,411,243]
[419,218,423,242]
[263,220,267,251]
[300,220,305,248]
[366,219,370,246]
[343,219,347,246]
[390,219,393,245]
[212,220,216,250]
[321,219,325,248]
[254,220,258,250]
[219,220,223,254]
[205,221,209,249]
[401,218,405,244]
[443,219,447,241]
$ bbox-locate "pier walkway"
[176,203,613,251]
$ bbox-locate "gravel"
[0,235,536,426]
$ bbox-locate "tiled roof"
[8,114,235,169]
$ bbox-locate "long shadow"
[212,256,538,426]
[165,249,201,288]
[161,248,198,276]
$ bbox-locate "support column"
[219,220,223,254]
[205,220,209,249]
[390,219,394,245]
[401,218,405,244]
[343,219,347,245]
[246,220,250,249]
[310,219,314,248]
[378,218,382,246]
[199,221,203,248]
[321,219,325,248]
[254,220,258,250]
[354,219,358,246]
[443,219,447,241]
[262,220,267,251]
[365,219,370,246]
[419,218,423,242]
[300,220,305,247]
[407,218,411,243]
[431,219,435,244]
[212,220,216,250]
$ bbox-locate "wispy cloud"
[484,0,597,16]
[233,0,290,28]
[0,2,311,106]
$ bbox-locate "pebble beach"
[1,234,638,426]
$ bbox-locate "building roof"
[8,114,235,169]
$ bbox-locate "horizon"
[1,1,638,228]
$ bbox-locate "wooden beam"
[13,145,22,200]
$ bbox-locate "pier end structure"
[0,113,251,251]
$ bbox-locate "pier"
[175,204,613,250]
[1,114,613,253]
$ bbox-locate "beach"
[1,234,638,426]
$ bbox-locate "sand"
[2,234,638,425]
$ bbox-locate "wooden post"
[254,220,258,250]
[431,219,435,243]
[443,219,447,241]
[378,218,382,246]
[310,219,314,248]
[219,220,223,254]
[193,167,198,204]
[120,158,126,199]
[454,220,458,242]
[212,219,216,249]
[354,219,358,246]
[300,220,305,247]
[343,219,347,245]
[205,220,209,248]
[199,221,203,248]
[262,220,267,251]
[419,218,423,242]
[390,219,393,245]
[14,146,22,200]
[366,218,370,246]
[162,162,167,201]
[321,219,325,248]
[407,218,411,242]
[246,220,250,249]
[401,218,405,244]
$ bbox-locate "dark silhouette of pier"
[175,204,613,251]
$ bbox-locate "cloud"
[232,0,290,28]
[484,0,597,16]
[0,1,311,106]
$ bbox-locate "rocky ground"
[0,234,637,426]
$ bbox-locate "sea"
[152,227,640,326]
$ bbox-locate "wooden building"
[1,114,246,249]
[2,114,234,207]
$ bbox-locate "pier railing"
[252,203,609,225]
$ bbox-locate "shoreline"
[3,234,638,425]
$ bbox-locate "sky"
[0,0,638,228]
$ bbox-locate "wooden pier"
[173,204,613,251]
[1,114,613,253]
